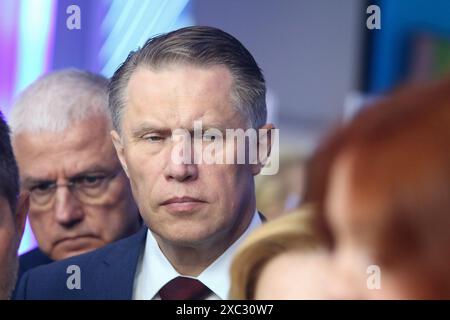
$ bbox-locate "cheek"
[202,164,251,197]
[88,202,137,236]
[100,177,134,209]
[125,149,164,198]
[28,209,53,240]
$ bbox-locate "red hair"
[304,77,450,295]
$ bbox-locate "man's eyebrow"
[131,122,231,138]
[22,177,54,188]
[69,165,117,178]
[21,165,117,187]
[202,125,229,133]
[131,123,171,137]
[187,121,230,132]
[182,128,226,137]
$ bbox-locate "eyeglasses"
[28,169,123,208]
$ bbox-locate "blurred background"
[1,0,450,254]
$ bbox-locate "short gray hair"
[109,26,267,134]
[10,69,110,135]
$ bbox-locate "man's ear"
[111,130,130,177]
[251,123,275,176]
[14,192,29,242]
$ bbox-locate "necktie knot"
[159,276,212,300]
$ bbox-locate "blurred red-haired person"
[306,78,450,299]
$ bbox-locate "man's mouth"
[160,196,206,213]
[54,234,96,247]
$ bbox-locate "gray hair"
[9,69,110,135]
[109,26,267,134]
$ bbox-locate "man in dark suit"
[9,70,142,278]
[0,112,28,300]
[15,26,275,300]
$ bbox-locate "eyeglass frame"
[25,167,124,208]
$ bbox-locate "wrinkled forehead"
[13,117,119,181]
[123,65,246,131]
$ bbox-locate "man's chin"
[154,228,220,247]
[51,238,104,260]
[58,248,95,260]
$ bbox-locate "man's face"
[112,65,260,248]
[0,197,25,300]
[13,115,140,260]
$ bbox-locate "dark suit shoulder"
[19,248,53,278]
[14,227,147,300]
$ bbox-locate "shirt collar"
[133,210,262,300]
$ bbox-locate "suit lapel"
[99,226,148,299]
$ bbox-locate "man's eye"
[32,183,53,193]
[203,134,217,142]
[144,135,164,142]
[79,176,103,188]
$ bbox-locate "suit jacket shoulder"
[18,248,53,278]
[14,227,147,300]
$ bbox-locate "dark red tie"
[159,277,212,300]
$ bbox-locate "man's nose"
[164,142,199,182]
[53,187,85,227]
[164,161,199,182]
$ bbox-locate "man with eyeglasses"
[9,69,142,278]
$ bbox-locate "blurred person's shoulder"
[14,226,148,300]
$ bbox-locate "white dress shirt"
[133,211,262,300]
